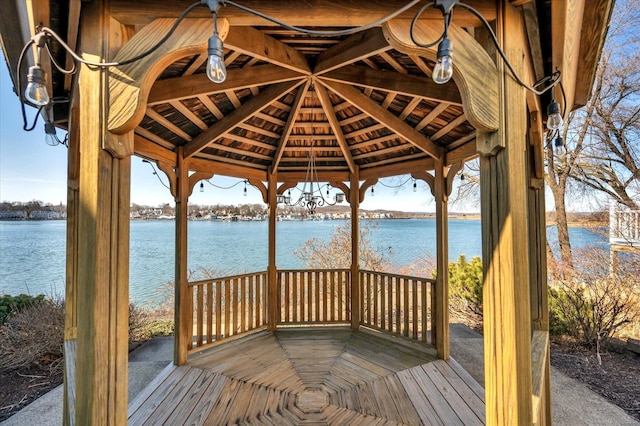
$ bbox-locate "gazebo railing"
[360,270,435,344]
[188,271,268,353]
[277,269,351,325]
[187,269,436,352]
[610,206,640,246]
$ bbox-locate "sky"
[0,50,443,212]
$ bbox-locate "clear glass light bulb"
[206,33,226,83]
[433,37,453,85]
[44,122,60,146]
[432,55,453,84]
[25,65,50,106]
[546,100,563,130]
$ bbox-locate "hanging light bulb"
[554,135,564,149]
[432,37,453,84]
[206,32,226,83]
[25,40,50,106]
[243,181,247,196]
[44,122,61,146]
[546,99,563,130]
[371,186,375,197]
[413,180,417,193]
[200,182,205,192]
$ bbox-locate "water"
[0,219,607,305]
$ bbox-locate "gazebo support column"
[434,161,450,360]
[350,170,360,329]
[70,2,132,423]
[174,148,190,365]
[479,3,533,424]
[268,172,278,331]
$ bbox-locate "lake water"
[0,219,608,305]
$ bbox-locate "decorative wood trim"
[108,18,228,134]
[155,161,177,198]
[383,19,500,133]
[411,171,435,197]
[249,178,268,204]
[359,178,378,204]
[187,171,214,197]
[445,161,463,198]
[329,181,350,200]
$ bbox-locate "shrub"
[0,294,46,325]
[549,246,640,352]
[0,297,64,374]
[446,255,483,326]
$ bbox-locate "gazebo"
[1,0,613,424]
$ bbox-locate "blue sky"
[0,50,441,212]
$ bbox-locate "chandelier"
[277,87,345,215]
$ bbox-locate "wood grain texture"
[434,161,450,360]
[383,19,499,133]
[129,328,482,424]
[108,18,228,134]
[552,0,585,113]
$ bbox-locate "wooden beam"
[248,178,267,204]
[224,26,311,75]
[360,157,434,180]
[350,169,360,330]
[383,19,500,133]
[574,0,614,107]
[434,160,450,360]
[314,27,391,74]
[109,0,497,27]
[148,64,305,105]
[320,66,462,105]
[552,0,585,113]
[267,172,278,331]
[174,147,190,366]
[272,80,310,171]
[315,82,356,174]
[321,80,442,160]
[108,18,227,134]
[183,80,302,158]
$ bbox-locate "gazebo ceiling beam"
[272,80,310,171]
[314,27,391,75]
[109,0,497,27]
[183,80,303,158]
[315,82,357,174]
[224,26,311,75]
[320,66,462,106]
[320,79,441,160]
[359,157,434,180]
[148,64,305,105]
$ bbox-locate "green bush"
[0,294,46,325]
[448,255,484,316]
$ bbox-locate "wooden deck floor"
[128,327,485,425]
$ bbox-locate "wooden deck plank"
[129,328,485,425]
[128,363,174,417]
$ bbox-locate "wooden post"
[480,3,533,425]
[268,171,278,331]
[174,147,190,365]
[350,170,360,329]
[72,1,131,423]
[63,83,79,426]
[434,161,450,360]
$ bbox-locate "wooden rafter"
[183,80,302,158]
[319,66,462,105]
[315,82,356,174]
[314,28,391,74]
[224,26,311,75]
[272,80,310,171]
[321,80,441,160]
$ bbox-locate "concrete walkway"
[2,327,638,425]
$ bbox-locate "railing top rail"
[360,269,436,283]
[277,268,351,273]
[188,270,268,287]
